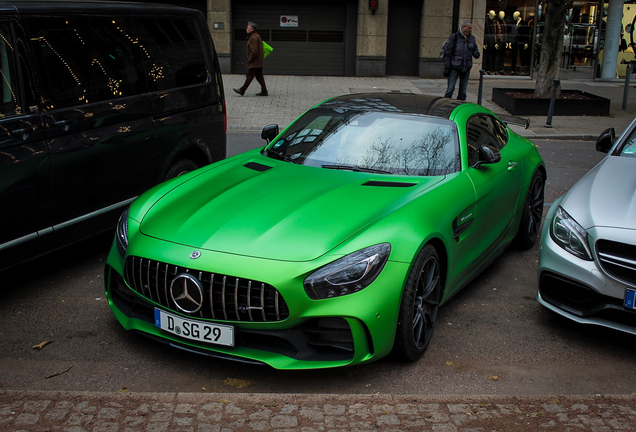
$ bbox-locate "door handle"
[55,119,74,131]
[11,126,36,138]
[508,161,518,171]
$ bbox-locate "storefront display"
[483,0,615,78]
[484,0,535,75]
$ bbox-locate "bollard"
[623,63,631,111]
[545,78,559,128]
[478,69,485,105]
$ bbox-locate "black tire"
[392,244,442,362]
[515,170,545,249]
[165,159,198,180]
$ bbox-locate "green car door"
[454,113,523,284]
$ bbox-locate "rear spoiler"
[498,114,530,130]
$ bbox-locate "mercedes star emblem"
[170,273,204,314]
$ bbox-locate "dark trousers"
[444,69,469,101]
[240,67,267,93]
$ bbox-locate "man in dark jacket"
[443,20,480,101]
[233,22,268,96]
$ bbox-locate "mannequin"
[511,11,528,73]
[484,10,497,72]
[495,11,506,73]
[524,13,534,70]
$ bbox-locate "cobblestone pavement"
[2,391,635,431]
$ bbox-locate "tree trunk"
[534,0,568,98]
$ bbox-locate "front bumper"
[104,237,410,370]
[537,206,636,336]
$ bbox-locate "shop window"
[483,0,603,76]
[483,3,535,76]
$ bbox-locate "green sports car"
[104,93,545,369]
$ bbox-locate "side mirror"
[596,127,615,153]
[261,124,279,143]
[471,145,501,169]
[478,144,501,166]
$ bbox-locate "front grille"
[596,240,636,286]
[124,256,289,322]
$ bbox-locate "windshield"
[619,127,636,157]
[265,108,460,176]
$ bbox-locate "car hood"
[562,155,636,230]
[139,155,443,261]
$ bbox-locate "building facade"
[208,0,467,78]
[142,0,635,80]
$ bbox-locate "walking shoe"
[233,88,244,96]
[256,91,268,96]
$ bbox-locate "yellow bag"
[263,41,273,58]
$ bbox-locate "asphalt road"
[2,136,634,396]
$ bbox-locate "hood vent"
[363,180,417,188]
[244,162,273,172]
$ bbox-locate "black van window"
[135,17,208,91]
[27,17,143,109]
[0,22,21,117]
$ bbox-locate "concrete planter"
[492,88,611,116]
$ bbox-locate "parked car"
[105,93,545,369]
[538,120,636,335]
[0,1,226,271]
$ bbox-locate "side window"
[491,117,509,148]
[466,115,499,166]
[135,17,208,91]
[81,18,144,100]
[0,22,21,117]
[27,17,142,109]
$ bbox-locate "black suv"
[0,1,226,270]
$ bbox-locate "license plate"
[154,309,234,347]
[624,288,636,310]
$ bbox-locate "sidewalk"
[2,390,635,431]
[223,73,636,141]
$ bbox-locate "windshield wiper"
[321,164,390,174]
[265,148,296,163]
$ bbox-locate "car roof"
[319,93,466,120]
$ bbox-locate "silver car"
[537,119,636,335]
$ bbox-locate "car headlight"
[304,243,391,300]
[116,208,129,258]
[550,206,592,261]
